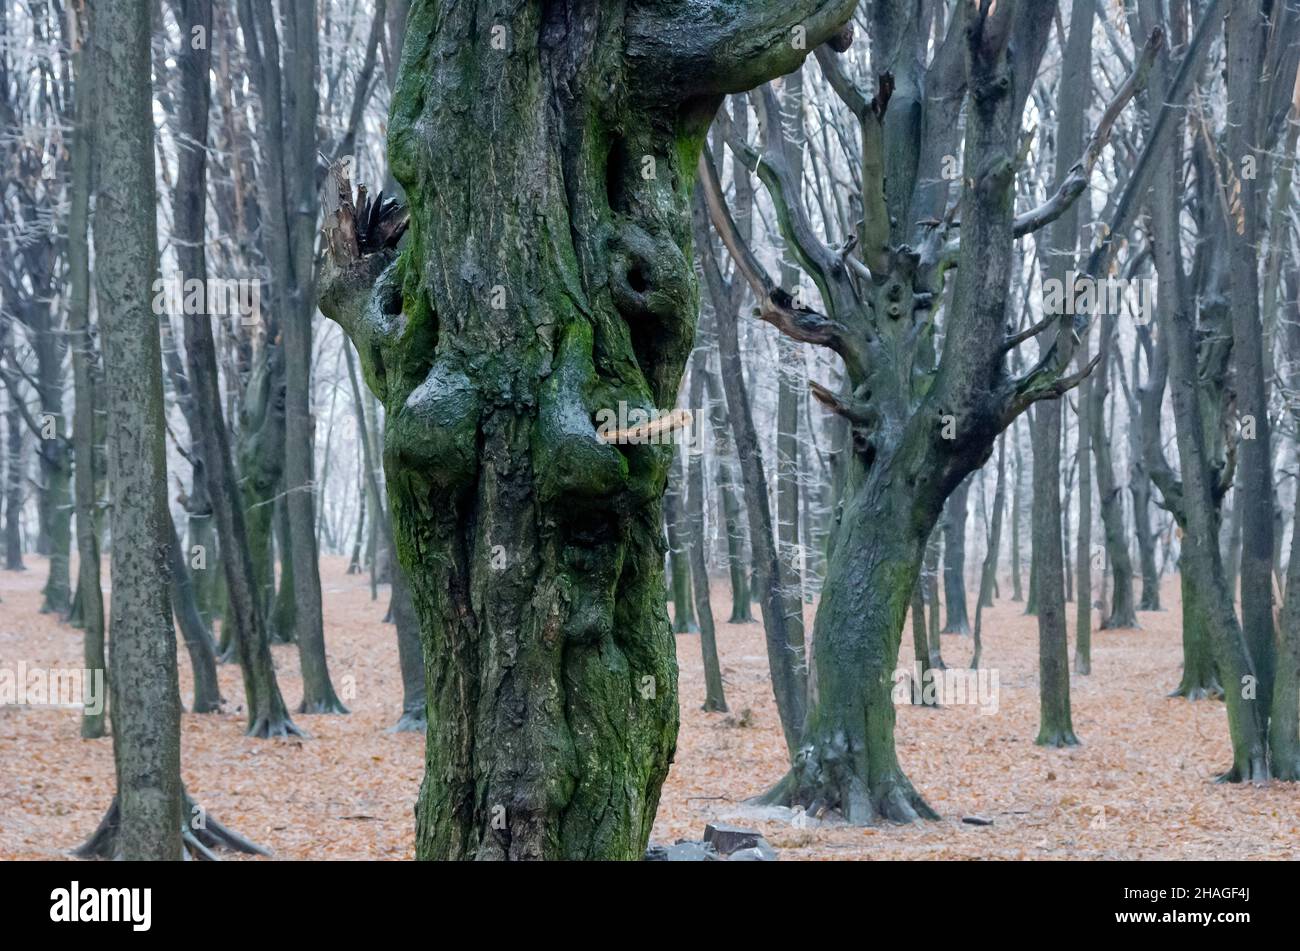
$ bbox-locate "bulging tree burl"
[320,0,858,860]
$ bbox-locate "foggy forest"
[1,0,1299,888]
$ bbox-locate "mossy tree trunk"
[322,0,858,859]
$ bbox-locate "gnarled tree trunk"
[322,0,857,859]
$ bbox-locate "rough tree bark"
[321,0,858,859]
[85,0,183,859]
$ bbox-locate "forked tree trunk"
[322,0,857,859]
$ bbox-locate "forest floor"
[1,555,1296,860]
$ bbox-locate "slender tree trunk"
[1030,0,1093,744]
[89,0,182,858]
[687,357,727,712]
[1128,335,1161,610]
[3,388,23,570]
[664,456,697,632]
[68,17,105,738]
[925,527,944,670]
[277,0,345,715]
[775,66,807,650]
[345,336,420,730]
[173,0,297,737]
[941,477,971,633]
[1075,348,1093,671]
[347,478,365,574]
[167,520,221,713]
[1010,416,1023,601]
[695,143,807,755]
[268,495,296,643]
[702,357,751,622]
[1092,323,1138,628]
[1032,400,1079,746]
[388,563,426,733]
[910,575,936,706]
[972,436,1007,670]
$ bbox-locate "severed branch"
[1013,27,1164,238]
[318,158,409,398]
[596,408,693,445]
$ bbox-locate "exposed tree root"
[1035,728,1081,748]
[74,793,271,860]
[387,708,426,734]
[1167,680,1224,701]
[298,698,349,715]
[1215,758,1270,783]
[754,758,939,826]
[247,714,306,739]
